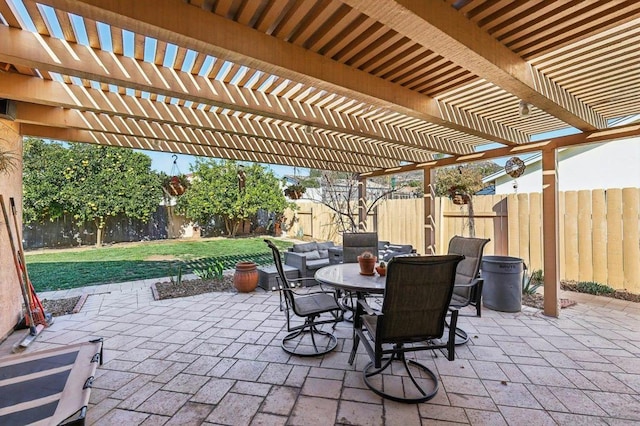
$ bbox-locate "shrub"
[193,261,225,280]
[169,264,183,285]
[523,269,544,295]
[576,281,615,295]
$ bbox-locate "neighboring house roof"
[476,184,495,195]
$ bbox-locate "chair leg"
[475,281,483,317]
[445,314,470,346]
[281,316,338,357]
[348,332,360,365]
[362,350,439,403]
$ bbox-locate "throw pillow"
[292,242,318,253]
[304,249,321,260]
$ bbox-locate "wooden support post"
[358,176,367,231]
[542,148,560,317]
[423,167,436,255]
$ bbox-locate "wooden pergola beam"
[344,0,608,131]
[360,124,640,177]
[20,124,375,173]
[14,102,403,171]
[36,0,528,145]
[0,25,475,156]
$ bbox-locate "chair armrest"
[284,251,307,271]
[357,299,380,316]
[454,276,483,289]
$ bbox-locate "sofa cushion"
[306,259,330,270]
[292,242,318,253]
[304,249,321,260]
[316,241,335,258]
[381,244,414,261]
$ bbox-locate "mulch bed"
[561,281,640,303]
[522,293,576,310]
[41,295,84,317]
[151,276,236,300]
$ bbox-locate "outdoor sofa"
[284,241,336,279]
[328,240,416,264]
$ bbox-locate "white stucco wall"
[493,138,640,194]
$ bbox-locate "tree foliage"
[23,139,162,246]
[22,138,70,223]
[176,159,291,236]
[433,161,501,237]
[434,161,500,197]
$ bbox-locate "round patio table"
[314,263,386,295]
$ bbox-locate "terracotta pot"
[233,261,258,292]
[357,256,377,275]
[375,266,386,276]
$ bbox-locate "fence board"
[507,194,519,256]
[592,189,608,284]
[517,193,530,267]
[528,193,543,272]
[607,189,624,288]
[493,196,508,256]
[564,191,579,281]
[622,188,640,292]
[578,190,593,281]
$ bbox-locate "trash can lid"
[482,255,523,263]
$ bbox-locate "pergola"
[1,0,640,319]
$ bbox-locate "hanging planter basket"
[448,186,469,205]
[284,184,305,200]
[451,193,468,205]
[167,176,187,196]
[163,154,189,197]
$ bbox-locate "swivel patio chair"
[349,255,464,403]
[264,240,343,356]
[447,236,490,344]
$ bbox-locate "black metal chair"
[264,239,343,356]
[447,236,491,344]
[349,255,464,403]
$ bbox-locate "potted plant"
[447,185,470,205]
[0,148,18,175]
[163,174,190,196]
[375,261,386,277]
[284,184,306,200]
[357,251,377,275]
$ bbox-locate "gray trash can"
[481,256,524,312]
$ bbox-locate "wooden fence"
[285,188,640,293]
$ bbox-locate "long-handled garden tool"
[9,197,50,327]
[0,195,48,348]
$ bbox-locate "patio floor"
[3,279,639,426]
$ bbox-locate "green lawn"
[25,237,293,292]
